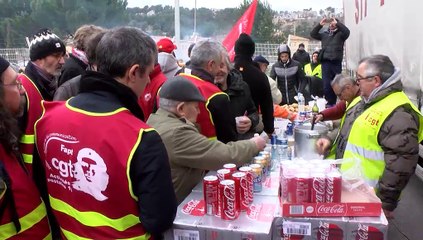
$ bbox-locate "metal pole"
[174,0,181,46]
[194,0,197,36]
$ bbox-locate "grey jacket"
[333,69,421,211]
[147,108,259,204]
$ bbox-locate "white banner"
[343,0,423,103]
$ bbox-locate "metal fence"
[0,42,322,69]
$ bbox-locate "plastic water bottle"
[297,93,305,112]
[278,133,289,161]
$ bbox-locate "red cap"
[156,38,177,53]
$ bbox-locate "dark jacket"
[333,70,420,211]
[224,69,259,140]
[310,20,350,62]
[33,71,177,237]
[58,54,87,87]
[53,74,81,101]
[292,49,310,68]
[189,67,238,143]
[234,55,274,134]
[270,58,306,105]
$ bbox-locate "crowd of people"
[0,15,422,239]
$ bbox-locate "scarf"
[72,48,89,65]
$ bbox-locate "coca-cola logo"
[182,199,205,216]
[326,177,334,202]
[240,177,252,205]
[356,223,369,240]
[247,204,262,220]
[223,184,236,219]
[313,177,326,203]
[317,204,345,214]
[318,221,330,240]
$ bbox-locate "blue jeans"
[321,60,342,106]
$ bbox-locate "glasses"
[355,75,377,83]
[3,79,23,91]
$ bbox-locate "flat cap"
[160,76,205,102]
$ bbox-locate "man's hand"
[315,114,324,123]
[236,116,252,134]
[320,17,327,26]
[250,136,266,151]
[315,138,331,155]
[383,209,394,219]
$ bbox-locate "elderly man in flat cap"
[147,76,266,204]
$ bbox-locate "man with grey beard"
[17,28,66,176]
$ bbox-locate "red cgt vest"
[18,74,44,176]
[35,101,153,239]
[179,73,228,140]
[0,146,51,239]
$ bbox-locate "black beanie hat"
[29,28,66,61]
[0,56,10,76]
[235,33,255,57]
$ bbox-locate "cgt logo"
[51,158,74,178]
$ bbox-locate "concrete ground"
[387,174,423,240]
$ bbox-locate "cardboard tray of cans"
[281,187,382,217]
[272,213,389,240]
[280,160,382,217]
[164,191,280,240]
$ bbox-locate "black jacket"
[310,21,350,62]
[224,69,259,140]
[33,71,177,238]
[189,67,238,143]
[58,54,87,87]
[234,55,274,134]
[292,49,310,68]
[270,59,306,105]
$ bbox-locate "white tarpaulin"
[343,0,423,104]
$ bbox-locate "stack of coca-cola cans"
[280,160,342,203]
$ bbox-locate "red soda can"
[232,172,249,211]
[238,166,254,204]
[217,168,232,181]
[310,172,326,203]
[203,175,219,215]
[295,173,311,203]
[326,170,342,203]
[223,163,237,173]
[219,179,239,220]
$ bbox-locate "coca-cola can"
[326,170,342,203]
[223,163,237,173]
[310,172,326,203]
[238,166,254,204]
[217,168,232,181]
[249,163,262,193]
[219,179,239,220]
[232,172,249,211]
[295,173,311,203]
[203,175,219,215]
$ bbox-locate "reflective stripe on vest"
[49,196,143,232]
[341,91,423,186]
[326,96,362,159]
[304,63,322,79]
[0,203,48,239]
[61,227,147,240]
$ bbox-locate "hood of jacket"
[364,68,403,104]
[277,44,291,59]
[226,69,245,96]
[158,52,180,75]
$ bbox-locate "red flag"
[222,0,258,61]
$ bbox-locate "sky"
[127,0,343,12]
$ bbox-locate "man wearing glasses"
[317,55,423,219]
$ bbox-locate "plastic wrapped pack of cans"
[280,160,342,204]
